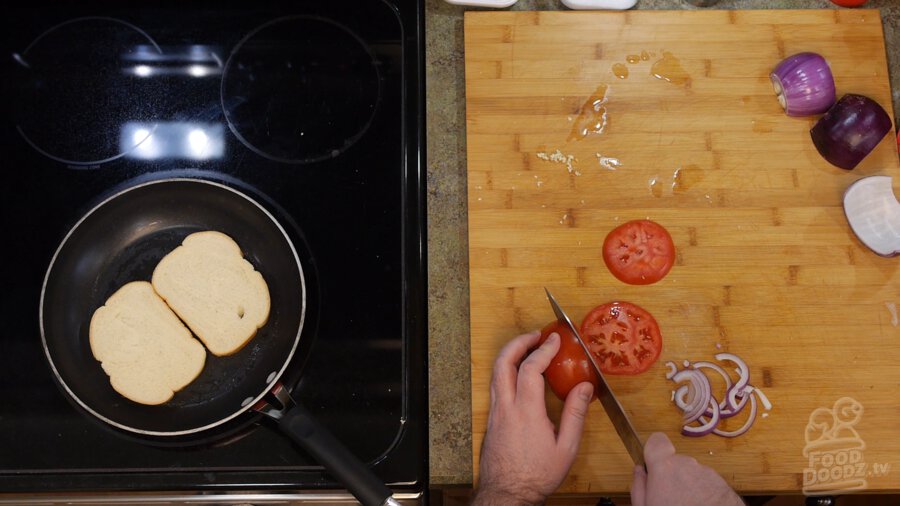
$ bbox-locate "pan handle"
[278,402,397,506]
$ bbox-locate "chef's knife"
[544,288,645,467]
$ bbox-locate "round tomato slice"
[580,301,662,375]
[602,219,675,285]
[537,320,599,401]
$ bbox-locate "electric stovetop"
[0,0,426,494]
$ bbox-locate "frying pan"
[39,178,397,506]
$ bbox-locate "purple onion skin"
[682,426,716,437]
[810,94,893,170]
[770,52,836,116]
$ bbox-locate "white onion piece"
[753,387,772,411]
[665,361,678,379]
[843,176,900,257]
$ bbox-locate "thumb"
[643,432,676,472]
[630,465,647,506]
[556,382,594,458]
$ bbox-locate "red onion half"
[810,94,893,170]
[770,53,835,117]
[666,353,772,438]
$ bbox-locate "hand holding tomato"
[537,320,600,399]
[631,433,744,506]
[473,330,594,505]
[538,302,663,402]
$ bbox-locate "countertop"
[425,0,900,487]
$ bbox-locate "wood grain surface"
[465,9,900,495]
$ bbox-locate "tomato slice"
[537,320,599,401]
[602,219,675,285]
[830,0,868,6]
[580,301,662,375]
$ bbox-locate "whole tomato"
[537,321,599,401]
[830,0,868,6]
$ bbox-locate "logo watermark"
[802,397,891,495]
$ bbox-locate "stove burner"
[12,17,163,166]
[221,16,381,164]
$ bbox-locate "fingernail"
[546,332,559,343]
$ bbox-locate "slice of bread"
[89,281,207,406]
[151,231,270,356]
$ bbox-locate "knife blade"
[544,288,645,467]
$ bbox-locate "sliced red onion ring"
[728,377,750,411]
[843,175,900,257]
[692,361,740,416]
[770,52,835,116]
[712,395,758,438]
[693,361,732,406]
[721,396,750,419]
[730,386,755,415]
[672,369,710,424]
[716,353,749,390]
[665,353,771,438]
[713,386,750,419]
[810,94,893,170]
[683,399,720,437]
[694,396,759,438]
[715,353,753,414]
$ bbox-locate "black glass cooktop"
[0,0,425,493]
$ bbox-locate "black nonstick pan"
[39,178,397,506]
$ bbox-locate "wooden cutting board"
[465,9,900,495]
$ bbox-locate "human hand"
[631,432,745,506]
[472,330,595,506]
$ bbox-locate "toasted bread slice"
[89,281,207,406]
[151,231,270,356]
